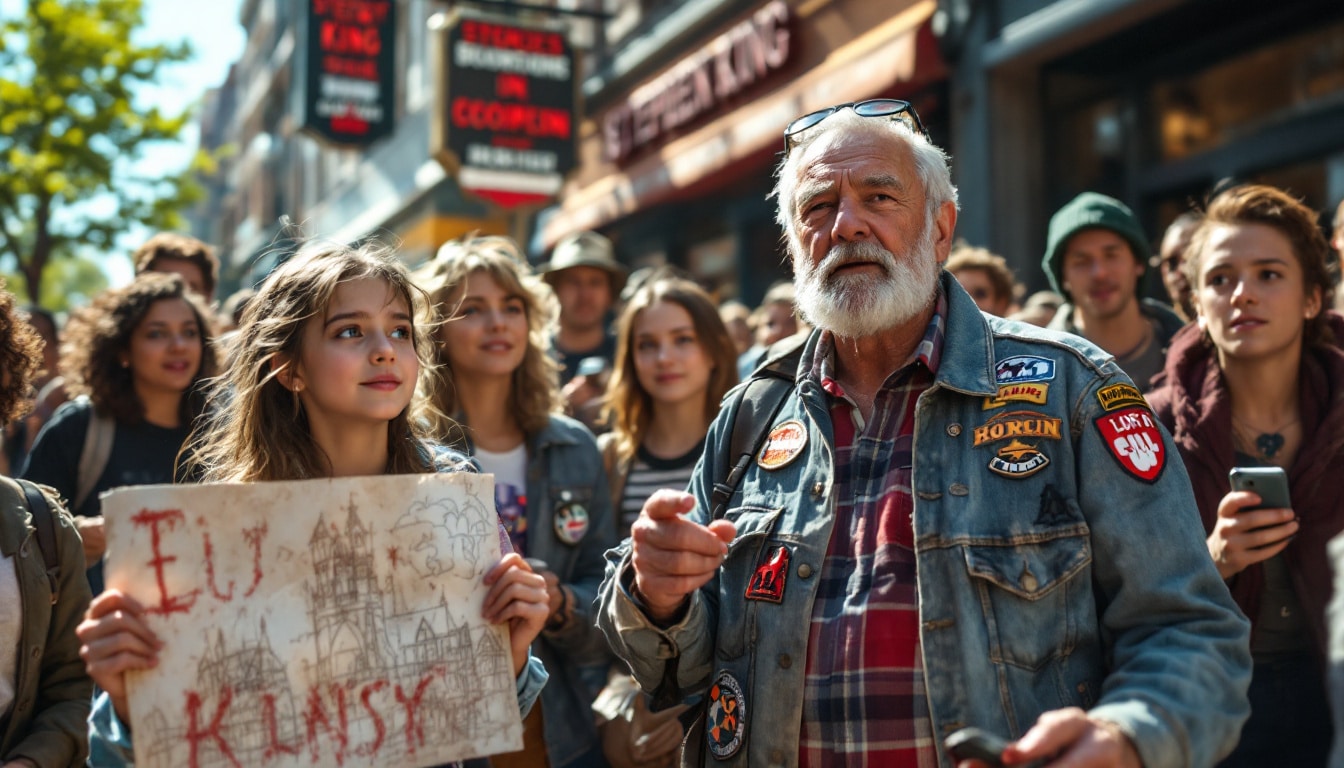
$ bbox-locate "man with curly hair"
[0,278,94,766]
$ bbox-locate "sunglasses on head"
[784,99,928,155]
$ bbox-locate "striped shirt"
[799,293,946,768]
[617,440,705,539]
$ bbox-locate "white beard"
[793,219,940,339]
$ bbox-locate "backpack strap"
[75,400,114,511]
[709,335,807,520]
[16,479,59,604]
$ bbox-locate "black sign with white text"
[302,0,396,147]
[440,15,576,207]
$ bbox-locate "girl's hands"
[483,553,550,675]
[77,590,163,724]
[1207,490,1298,579]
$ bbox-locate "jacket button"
[811,482,824,498]
[797,563,813,579]
[946,423,962,437]
[778,653,792,669]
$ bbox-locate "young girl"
[22,272,216,595]
[1149,184,1344,766]
[76,242,550,764]
[600,275,739,539]
[594,275,738,768]
[420,235,615,768]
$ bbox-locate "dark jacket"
[1148,313,1344,659]
[0,477,93,767]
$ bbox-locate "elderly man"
[597,101,1250,767]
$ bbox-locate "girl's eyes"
[675,334,697,346]
[391,326,412,339]
[335,326,362,339]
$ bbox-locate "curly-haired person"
[21,273,216,595]
[0,278,94,767]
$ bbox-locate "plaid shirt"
[799,293,946,768]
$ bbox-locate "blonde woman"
[421,235,615,768]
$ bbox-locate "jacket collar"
[783,271,998,397]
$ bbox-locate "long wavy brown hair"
[0,279,44,425]
[417,235,562,442]
[188,241,441,482]
[61,273,217,425]
[603,276,739,463]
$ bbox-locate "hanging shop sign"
[602,0,791,164]
[300,0,398,146]
[432,12,577,209]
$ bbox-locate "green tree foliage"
[0,0,210,305]
[2,254,108,312]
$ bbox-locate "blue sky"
[3,0,246,285]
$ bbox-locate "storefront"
[541,0,946,304]
[951,0,1344,293]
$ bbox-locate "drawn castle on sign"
[134,497,515,768]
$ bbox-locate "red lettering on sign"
[202,531,234,602]
[496,73,529,100]
[450,97,571,139]
[186,686,239,768]
[322,21,381,56]
[304,684,351,765]
[242,522,267,597]
[394,667,442,755]
[132,508,201,616]
[461,20,562,54]
[323,56,377,80]
[355,680,388,757]
[261,692,300,760]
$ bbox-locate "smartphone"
[1228,467,1292,511]
[944,727,1008,766]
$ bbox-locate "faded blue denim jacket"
[511,414,618,768]
[598,274,1251,768]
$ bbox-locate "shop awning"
[541,0,940,247]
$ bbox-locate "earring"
[293,382,303,392]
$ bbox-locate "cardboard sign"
[102,472,521,768]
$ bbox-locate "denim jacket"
[598,275,1251,768]
[517,414,617,768]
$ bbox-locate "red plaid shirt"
[799,294,946,768]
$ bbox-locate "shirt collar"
[811,289,947,397]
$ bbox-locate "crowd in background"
[0,166,1342,767]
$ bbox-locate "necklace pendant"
[1256,432,1285,459]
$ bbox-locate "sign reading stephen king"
[301,0,397,146]
[602,0,791,164]
[436,13,576,208]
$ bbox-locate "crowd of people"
[0,97,1342,768]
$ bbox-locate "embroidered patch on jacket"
[983,382,1050,409]
[994,355,1056,384]
[988,440,1051,477]
[1096,383,1147,412]
[707,671,746,760]
[1035,484,1076,526]
[756,420,807,470]
[1094,406,1166,483]
[972,410,1063,446]
[552,500,589,544]
[744,544,790,603]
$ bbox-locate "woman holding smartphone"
[1148,184,1344,766]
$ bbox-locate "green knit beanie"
[1042,192,1151,296]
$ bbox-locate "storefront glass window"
[1152,19,1344,161]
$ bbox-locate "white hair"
[771,109,959,263]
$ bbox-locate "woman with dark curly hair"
[0,278,94,766]
[21,272,216,595]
